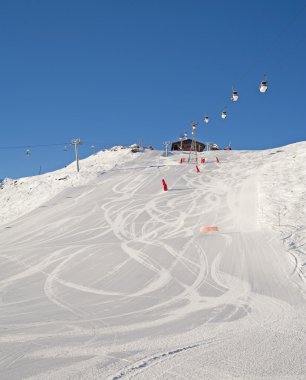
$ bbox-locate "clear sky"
[0,0,305,179]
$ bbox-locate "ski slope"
[0,144,305,379]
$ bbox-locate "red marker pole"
[162,179,168,191]
[216,157,220,164]
[196,165,200,173]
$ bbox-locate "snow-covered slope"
[0,143,305,380]
[0,147,138,226]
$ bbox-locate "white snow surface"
[0,148,138,226]
[0,143,305,380]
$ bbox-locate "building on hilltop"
[171,139,206,152]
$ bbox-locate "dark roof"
[172,139,205,145]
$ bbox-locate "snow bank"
[258,141,306,277]
[0,148,137,226]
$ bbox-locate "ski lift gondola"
[26,148,31,157]
[204,116,209,123]
[221,111,227,119]
[231,90,239,102]
[191,122,198,131]
[259,80,268,93]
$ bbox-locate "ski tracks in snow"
[1,150,305,379]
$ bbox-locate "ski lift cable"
[2,7,305,154]
[189,5,305,127]
[235,2,305,86]
[264,28,306,77]
[226,15,305,105]
[215,3,306,119]
[0,142,70,150]
[0,141,106,151]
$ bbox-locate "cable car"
[231,91,239,101]
[26,148,31,157]
[191,122,197,130]
[260,80,268,93]
[221,111,227,119]
[204,116,209,123]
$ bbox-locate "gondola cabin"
[260,81,268,93]
[231,91,239,101]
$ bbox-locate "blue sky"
[0,0,305,179]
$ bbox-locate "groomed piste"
[0,143,305,379]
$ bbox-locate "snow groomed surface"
[0,144,305,379]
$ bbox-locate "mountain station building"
[171,139,206,152]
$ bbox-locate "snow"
[0,143,305,379]
[0,148,138,226]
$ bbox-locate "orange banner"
[199,226,219,233]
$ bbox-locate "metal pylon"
[188,122,198,163]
